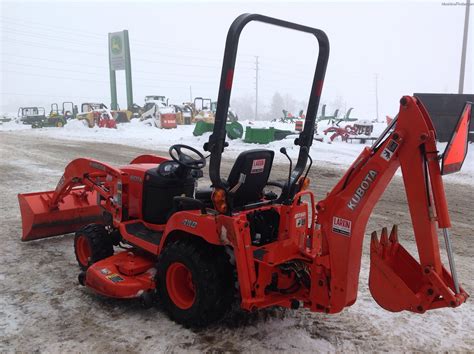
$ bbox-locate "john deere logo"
[111,35,122,55]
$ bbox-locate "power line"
[2,69,254,92]
[0,91,108,101]
[1,60,106,76]
[2,37,106,57]
[2,36,254,71]
[1,16,257,59]
[2,28,106,48]
[2,19,304,74]
[0,52,244,80]
[0,59,221,84]
[2,25,255,65]
[0,52,108,70]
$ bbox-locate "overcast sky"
[1,0,472,119]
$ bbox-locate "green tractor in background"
[38,102,78,128]
[44,104,67,127]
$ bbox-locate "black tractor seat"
[196,149,275,210]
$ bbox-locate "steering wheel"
[169,144,206,170]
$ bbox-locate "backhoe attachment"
[315,97,470,315]
[367,101,471,313]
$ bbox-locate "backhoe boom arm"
[313,96,469,314]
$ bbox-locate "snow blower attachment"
[17,14,469,327]
[18,158,124,241]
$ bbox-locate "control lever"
[280,147,293,187]
[302,146,313,182]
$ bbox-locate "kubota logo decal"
[347,170,378,211]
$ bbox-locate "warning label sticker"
[251,159,266,174]
[295,212,307,228]
[380,139,399,161]
[332,216,352,237]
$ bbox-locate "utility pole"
[254,56,259,120]
[375,73,380,122]
[458,0,470,94]
[189,86,192,102]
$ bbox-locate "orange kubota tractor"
[18,14,470,327]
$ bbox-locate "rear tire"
[74,224,114,270]
[156,239,234,327]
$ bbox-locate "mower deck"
[84,251,155,299]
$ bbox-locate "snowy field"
[1,117,472,185]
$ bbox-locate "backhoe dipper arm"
[313,96,468,314]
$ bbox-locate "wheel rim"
[76,235,91,267]
[166,262,196,309]
[57,122,63,127]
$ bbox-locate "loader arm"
[49,158,124,208]
[19,158,126,241]
[313,96,469,314]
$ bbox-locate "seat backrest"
[226,149,274,208]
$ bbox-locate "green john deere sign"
[108,30,133,110]
[111,35,123,55]
[109,31,126,70]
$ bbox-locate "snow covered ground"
[1,117,472,185]
[0,129,472,352]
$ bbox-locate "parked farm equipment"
[18,14,470,329]
[76,103,117,129]
[317,104,339,124]
[140,101,177,129]
[46,104,68,127]
[324,121,374,142]
[193,120,243,139]
[18,107,46,126]
[193,97,214,123]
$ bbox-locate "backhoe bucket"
[18,189,103,242]
[369,225,467,313]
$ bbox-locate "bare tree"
[231,95,254,121]
[267,92,285,121]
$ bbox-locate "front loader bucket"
[369,225,468,313]
[18,189,103,242]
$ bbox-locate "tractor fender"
[160,211,221,249]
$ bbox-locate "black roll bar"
[205,13,329,203]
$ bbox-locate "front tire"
[156,239,234,327]
[74,224,114,270]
